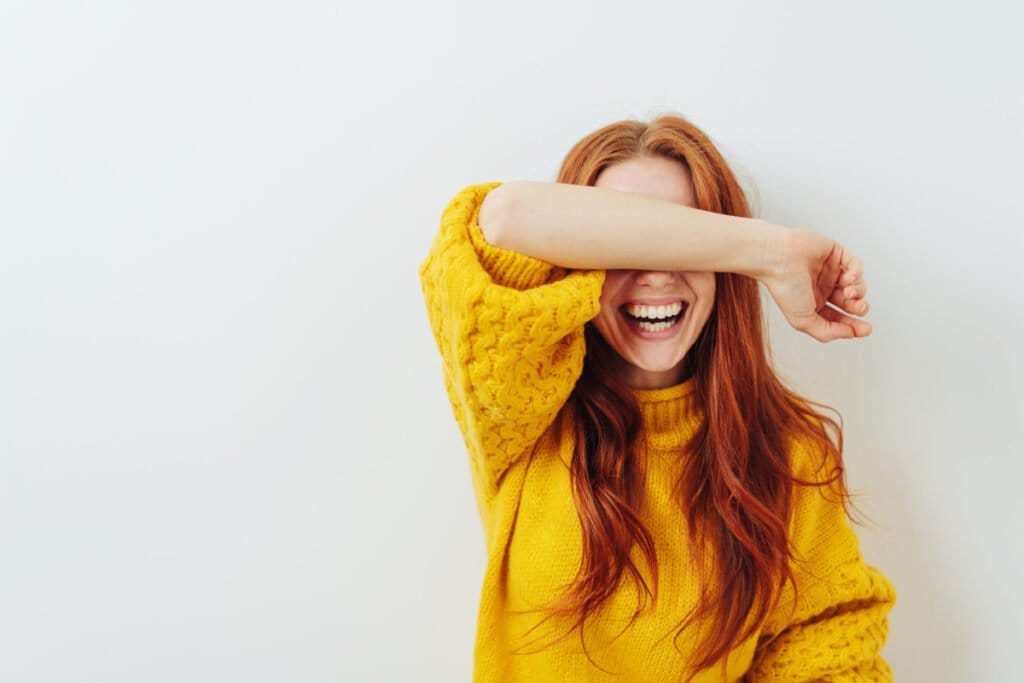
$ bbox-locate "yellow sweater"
[419,182,897,682]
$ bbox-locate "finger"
[842,279,866,297]
[818,244,846,293]
[803,304,866,342]
[841,255,863,285]
[793,307,847,343]
[820,303,873,338]
[839,253,864,280]
[827,295,870,318]
[828,283,870,315]
[844,291,870,315]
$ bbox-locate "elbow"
[478,183,516,248]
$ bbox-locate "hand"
[759,227,872,342]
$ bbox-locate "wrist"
[744,219,791,282]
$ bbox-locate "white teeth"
[625,301,684,320]
[638,320,674,332]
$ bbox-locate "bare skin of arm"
[479,181,871,342]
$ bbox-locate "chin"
[630,355,686,372]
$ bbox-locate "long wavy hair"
[511,114,870,681]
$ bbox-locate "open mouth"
[620,302,687,334]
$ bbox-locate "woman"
[419,114,896,682]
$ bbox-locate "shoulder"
[789,432,837,480]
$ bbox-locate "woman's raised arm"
[479,181,777,277]
[479,181,872,342]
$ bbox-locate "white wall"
[2,1,1020,680]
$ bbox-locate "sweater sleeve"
[418,181,605,499]
[745,438,898,682]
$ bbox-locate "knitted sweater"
[419,182,897,682]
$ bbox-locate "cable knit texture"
[419,182,897,682]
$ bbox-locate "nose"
[634,270,679,287]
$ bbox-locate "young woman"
[419,114,896,682]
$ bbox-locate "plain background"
[2,1,1021,681]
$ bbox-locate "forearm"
[479,181,785,280]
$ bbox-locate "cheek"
[599,272,629,306]
[592,307,617,341]
[696,274,716,301]
[697,278,717,329]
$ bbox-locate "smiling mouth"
[620,302,688,333]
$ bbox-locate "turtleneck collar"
[632,375,703,454]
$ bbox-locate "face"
[591,155,716,390]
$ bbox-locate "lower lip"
[621,309,686,339]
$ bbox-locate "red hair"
[510,114,870,681]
